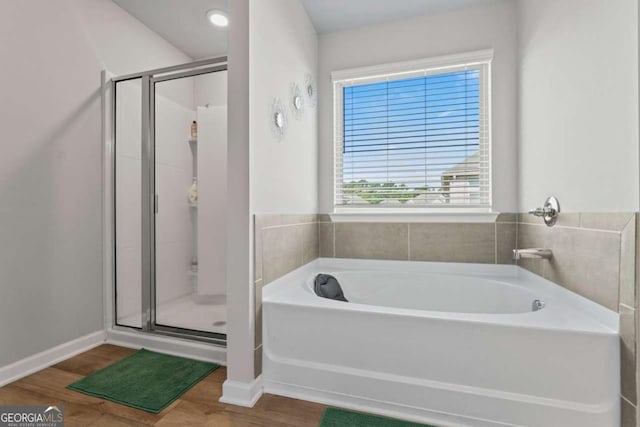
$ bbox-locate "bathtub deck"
[0,344,326,426]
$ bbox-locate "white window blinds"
[333,52,491,209]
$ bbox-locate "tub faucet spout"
[513,248,553,260]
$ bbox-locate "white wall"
[72,0,194,108]
[317,0,518,213]
[250,0,319,214]
[0,0,192,366]
[517,0,639,212]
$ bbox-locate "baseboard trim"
[0,331,106,387]
[105,328,226,365]
[219,376,263,407]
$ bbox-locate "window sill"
[329,208,498,223]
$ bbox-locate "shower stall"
[105,57,228,346]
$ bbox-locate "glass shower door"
[151,68,228,338]
[111,58,228,344]
[113,77,143,329]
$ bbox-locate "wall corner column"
[221,0,260,407]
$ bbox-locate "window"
[333,50,492,210]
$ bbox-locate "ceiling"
[300,0,506,34]
[112,0,228,59]
[112,0,504,59]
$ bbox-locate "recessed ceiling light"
[206,9,228,27]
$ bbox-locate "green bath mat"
[67,348,218,413]
[319,408,435,427]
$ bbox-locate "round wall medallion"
[304,73,317,108]
[291,83,304,120]
[270,98,288,141]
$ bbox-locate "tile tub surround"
[254,214,320,286]
[253,214,320,367]
[514,212,638,425]
[318,213,517,265]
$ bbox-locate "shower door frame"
[110,56,228,346]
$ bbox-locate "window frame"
[332,49,493,215]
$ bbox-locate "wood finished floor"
[0,344,327,426]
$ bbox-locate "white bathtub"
[262,258,619,427]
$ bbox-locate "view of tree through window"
[336,66,489,207]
